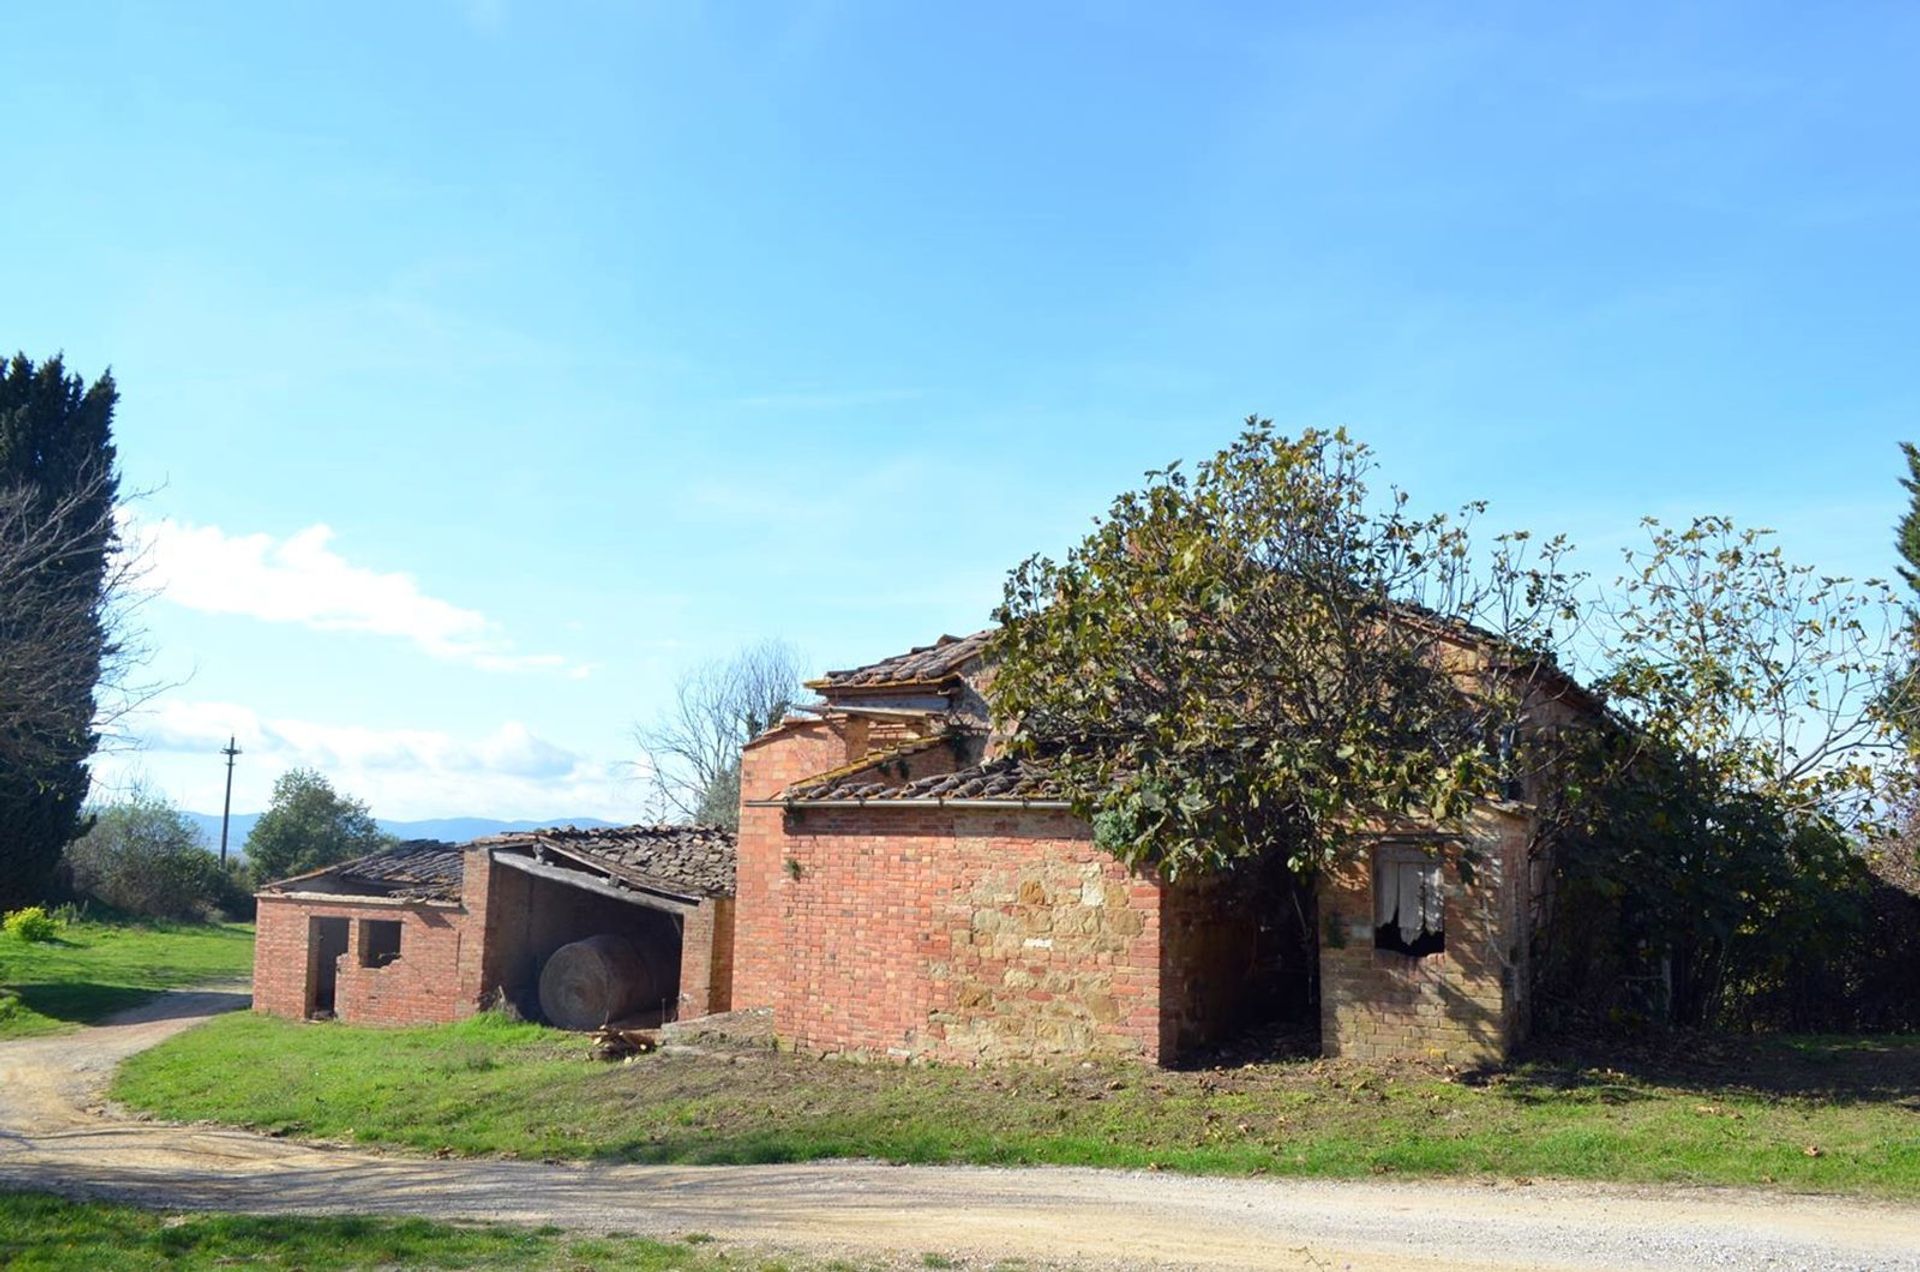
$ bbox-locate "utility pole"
[219,735,242,866]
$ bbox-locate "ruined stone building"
[737,629,1598,1066]
[256,629,1597,1067]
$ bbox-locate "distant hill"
[380,816,622,844]
[181,813,623,859]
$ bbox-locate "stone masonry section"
[1316,808,1531,1064]
[736,716,1190,1064]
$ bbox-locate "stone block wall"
[1316,809,1531,1064]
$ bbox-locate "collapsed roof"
[259,839,464,902]
[472,824,736,902]
[258,825,738,907]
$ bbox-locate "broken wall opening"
[483,861,685,1027]
[359,918,404,968]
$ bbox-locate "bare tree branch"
[633,641,807,829]
[0,470,172,777]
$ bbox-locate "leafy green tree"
[1594,516,1907,833]
[1535,516,1907,1028]
[65,787,226,921]
[244,769,389,883]
[989,421,1574,880]
[0,354,119,908]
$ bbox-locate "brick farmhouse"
[255,630,1598,1066]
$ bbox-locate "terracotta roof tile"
[782,735,956,797]
[809,629,993,690]
[272,839,464,901]
[475,824,736,899]
[787,755,1062,804]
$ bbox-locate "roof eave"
[804,676,964,693]
[747,796,1072,811]
[257,889,463,909]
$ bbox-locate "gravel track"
[1,990,1915,1270]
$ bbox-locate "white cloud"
[122,699,645,822]
[129,517,589,677]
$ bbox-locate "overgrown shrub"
[3,905,61,942]
[212,860,257,922]
[64,792,226,922]
[1532,736,1885,1033]
[1846,839,1920,1032]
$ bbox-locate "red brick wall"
[253,894,478,1027]
[678,897,733,1018]
[735,717,853,1019]
[744,805,1165,1063]
[251,897,310,1019]
[737,727,1173,1063]
[257,848,735,1031]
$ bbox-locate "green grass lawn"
[0,918,254,1038]
[114,1011,1920,1196]
[0,1192,853,1271]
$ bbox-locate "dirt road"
[1,991,1915,1270]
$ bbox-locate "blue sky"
[5,2,1917,820]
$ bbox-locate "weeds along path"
[1,991,1916,1272]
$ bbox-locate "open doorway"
[307,916,349,1017]
[483,864,685,1026]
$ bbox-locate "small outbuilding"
[252,825,735,1029]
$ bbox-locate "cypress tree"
[0,353,119,907]
[1898,442,1920,597]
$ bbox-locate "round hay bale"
[538,934,668,1030]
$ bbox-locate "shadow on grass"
[1506,1031,1920,1107]
[6,982,154,1027]
[4,983,249,1030]
[587,1131,1090,1169]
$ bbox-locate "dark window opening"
[308,916,349,1016]
[360,919,403,968]
[1496,723,1524,801]
[1374,846,1445,957]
